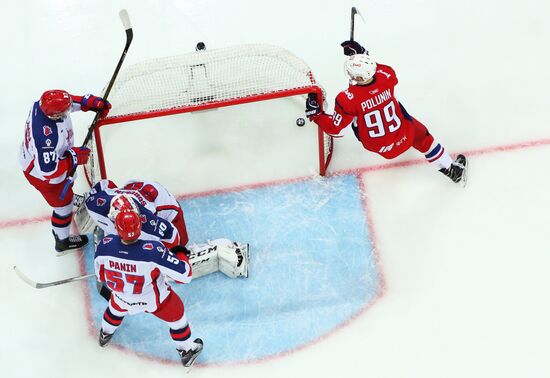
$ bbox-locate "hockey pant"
[102,289,195,351]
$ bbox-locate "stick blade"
[119,9,132,30]
[13,266,38,288]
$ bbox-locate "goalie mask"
[108,194,139,221]
[39,90,72,120]
[344,54,377,85]
[115,209,142,243]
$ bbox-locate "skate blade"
[56,249,82,257]
[459,157,468,188]
[184,344,203,373]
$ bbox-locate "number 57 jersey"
[94,236,192,314]
[313,63,417,160]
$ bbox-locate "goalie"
[77,179,249,280]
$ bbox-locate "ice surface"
[1,1,550,377]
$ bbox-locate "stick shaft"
[350,7,357,41]
[60,10,133,199]
[14,266,95,289]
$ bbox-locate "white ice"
[1,0,550,377]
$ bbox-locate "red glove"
[65,147,90,169]
[80,94,112,117]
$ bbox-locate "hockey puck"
[196,42,206,51]
[296,117,306,127]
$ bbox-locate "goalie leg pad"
[74,196,95,234]
[186,243,219,279]
[210,239,249,278]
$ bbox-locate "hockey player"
[306,41,467,184]
[83,179,187,251]
[95,208,203,368]
[19,89,111,253]
[79,178,249,279]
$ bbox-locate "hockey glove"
[171,245,191,262]
[81,94,112,117]
[65,147,90,171]
[340,40,366,56]
[305,93,321,119]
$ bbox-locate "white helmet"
[344,54,377,85]
[108,194,139,221]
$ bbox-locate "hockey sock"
[102,304,126,335]
[168,315,195,351]
[51,203,73,240]
[423,141,453,170]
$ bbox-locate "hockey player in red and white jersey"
[306,41,467,184]
[79,178,249,280]
[19,90,111,253]
[94,208,203,368]
[83,179,188,250]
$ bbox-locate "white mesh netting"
[84,44,331,186]
[104,44,320,120]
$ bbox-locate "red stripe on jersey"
[151,268,161,309]
[99,264,106,283]
[109,296,127,313]
[155,205,182,213]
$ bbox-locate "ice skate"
[177,338,203,370]
[439,154,467,186]
[53,231,89,255]
[98,329,114,347]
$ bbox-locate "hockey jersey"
[19,101,82,184]
[94,236,192,314]
[313,63,416,159]
[85,180,181,248]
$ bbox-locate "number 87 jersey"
[312,63,417,160]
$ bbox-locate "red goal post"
[84,44,334,186]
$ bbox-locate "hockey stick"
[60,9,134,200]
[13,266,95,289]
[350,6,366,41]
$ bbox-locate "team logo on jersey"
[102,237,113,244]
[378,69,391,78]
[150,219,157,226]
[43,125,53,136]
[369,89,379,95]
[157,246,164,253]
[140,214,147,223]
[45,139,52,147]
[96,198,106,206]
[143,243,154,250]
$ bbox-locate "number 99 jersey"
[313,63,418,160]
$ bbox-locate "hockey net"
[84,44,333,186]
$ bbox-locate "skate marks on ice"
[80,174,382,365]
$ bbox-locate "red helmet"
[39,90,72,120]
[115,210,142,242]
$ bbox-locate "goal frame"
[85,46,334,186]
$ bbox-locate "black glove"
[340,40,366,56]
[305,93,321,119]
[170,245,191,260]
